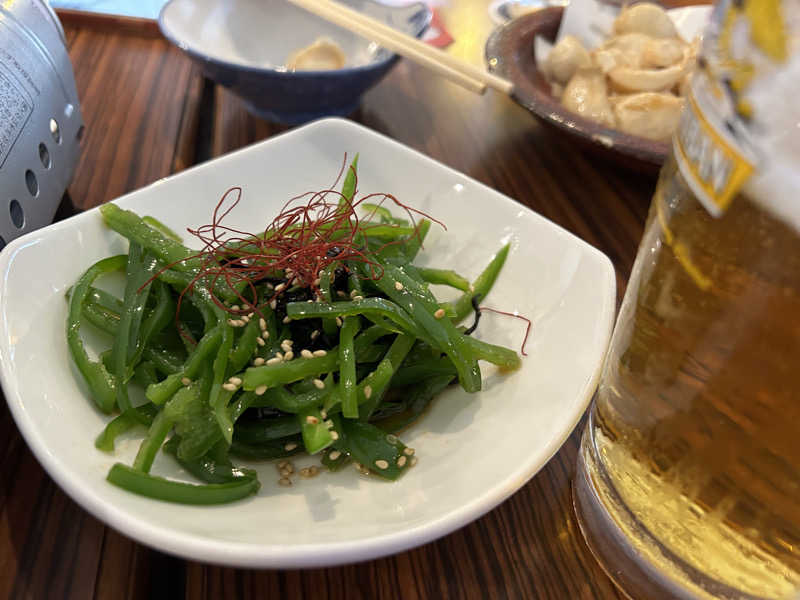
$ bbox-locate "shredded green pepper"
[69,157,520,506]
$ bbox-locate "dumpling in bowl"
[611,92,683,141]
[561,68,616,128]
[543,35,592,85]
[613,3,679,39]
[287,37,346,71]
[594,33,651,71]
[643,37,687,68]
[538,1,695,142]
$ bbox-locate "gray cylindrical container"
[0,0,83,249]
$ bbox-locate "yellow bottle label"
[673,85,755,217]
[673,0,795,218]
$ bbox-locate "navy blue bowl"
[159,0,430,124]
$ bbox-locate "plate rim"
[0,117,616,568]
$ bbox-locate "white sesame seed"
[410,457,418,467]
[259,317,267,331]
[320,410,328,419]
[222,383,237,392]
[312,378,325,389]
[231,305,240,311]
[277,461,288,469]
[353,295,364,301]
[386,434,398,444]
[255,385,268,396]
[313,278,321,286]
[247,312,254,318]
[228,376,242,385]
[324,420,334,429]
[269,299,277,310]
[330,431,339,441]
[310,330,320,340]
[306,299,313,303]
[404,447,415,456]
[284,442,298,451]
[306,415,320,425]
[397,456,407,467]
[335,317,343,327]
[266,282,274,290]
[227,319,236,326]
[281,342,292,352]
[253,357,265,366]
[261,330,270,339]
[275,352,284,360]
[256,336,266,347]
[283,316,291,324]
[328,450,341,461]
[337,290,346,298]
[267,357,282,365]
[299,466,320,478]
[301,349,314,359]
[375,459,389,470]
[312,349,327,357]
[395,281,404,291]
[280,468,291,478]
[278,477,292,487]
[241,315,250,323]
[275,283,286,293]
[283,350,294,361]
[181,377,191,386]
[434,308,445,319]
[349,289,358,299]
[364,385,372,399]
[282,339,294,347]
[283,463,294,474]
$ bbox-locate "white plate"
[0,118,615,568]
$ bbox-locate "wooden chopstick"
[287,0,513,96]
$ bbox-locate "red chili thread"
[147,167,445,339]
[479,306,532,356]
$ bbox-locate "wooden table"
[1,7,659,599]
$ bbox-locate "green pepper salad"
[66,158,520,505]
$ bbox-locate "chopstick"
[287,0,514,96]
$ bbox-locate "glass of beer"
[573,1,800,597]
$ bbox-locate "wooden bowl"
[485,7,670,171]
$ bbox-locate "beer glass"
[573,1,800,597]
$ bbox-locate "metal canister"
[0,0,83,249]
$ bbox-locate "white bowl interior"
[0,119,615,568]
[161,0,388,69]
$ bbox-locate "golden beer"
[580,158,800,598]
[574,1,800,597]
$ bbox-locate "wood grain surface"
[0,8,662,598]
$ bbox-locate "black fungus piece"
[463,294,483,336]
